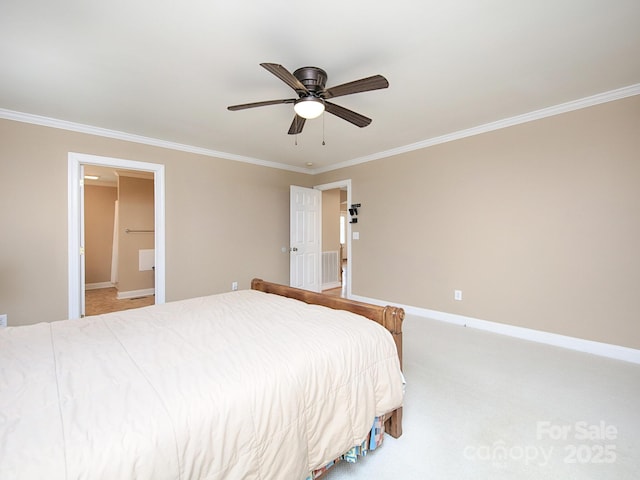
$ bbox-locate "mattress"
[0,289,404,479]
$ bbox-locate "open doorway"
[83,166,156,315]
[68,152,166,320]
[315,180,351,298]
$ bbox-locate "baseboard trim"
[351,294,640,365]
[85,282,114,290]
[117,288,155,300]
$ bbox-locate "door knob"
[290,247,298,252]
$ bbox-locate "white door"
[290,185,321,292]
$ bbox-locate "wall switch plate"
[353,232,360,240]
[0,314,7,328]
[231,282,238,291]
[454,290,463,301]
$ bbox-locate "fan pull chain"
[322,111,326,146]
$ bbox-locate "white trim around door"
[68,152,166,319]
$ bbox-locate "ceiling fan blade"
[260,63,309,93]
[227,98,295,111]
[323,75,389,99]
[288,115,306,135]
[324,101,372,128]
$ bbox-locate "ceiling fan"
[227,63,389,135]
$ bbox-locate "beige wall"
[117,175,155,293]
[1,95,638,350]
[84,185,116,285]
[0,119,311,327]
[315,96,640,349]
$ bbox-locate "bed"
[0,279,404,480]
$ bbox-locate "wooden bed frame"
[251,278,404,438]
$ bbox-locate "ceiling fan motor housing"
[293,67,327,95]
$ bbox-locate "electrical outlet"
[0,314,7,328]
[231,281,238,291]
[454,290,463,301]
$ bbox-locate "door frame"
[314,179,352,298]
[68,152,166,319]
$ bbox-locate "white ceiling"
[1,0,639,173]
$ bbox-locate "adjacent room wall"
[315,95,640,350]
[0,119,311,327]
[84,184,116,286]
[340,190,348,260]
[321,189,342,287]
[117,175,155,295]
[321,189,341,255]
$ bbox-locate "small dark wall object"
[349,203,360,223]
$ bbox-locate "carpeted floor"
[85,287,155,316]
[325,315,640,480]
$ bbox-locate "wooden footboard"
[250,278,404,438]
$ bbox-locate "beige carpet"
[326,315,640,480]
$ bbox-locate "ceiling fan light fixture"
[294,97,325,119]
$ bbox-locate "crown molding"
[314,83,640,174]
[0,108,309,174]
[2,83,639,176]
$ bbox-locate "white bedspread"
[0,290,404,479]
